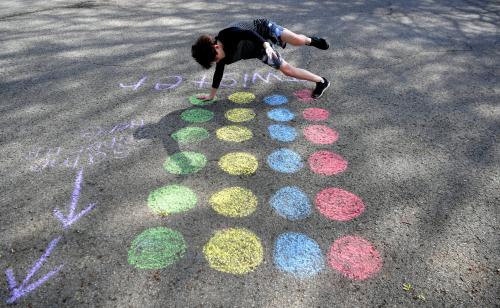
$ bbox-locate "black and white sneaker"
[312,78,330,99]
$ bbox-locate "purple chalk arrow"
[54,168,96,229]
[5,236,63,304]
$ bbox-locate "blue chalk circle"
[274,232,325,278]
[270,186,312,220]
[268,124,297,142]
[267,108,295,122]
[267,149,304,173]
[264,95,288,106]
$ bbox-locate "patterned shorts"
[261,21,285,69]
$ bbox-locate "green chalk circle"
[189,94,217,106]
[128,227,186,270]
[148,185,198,215]
[171,127,209,143]
[164,151,207,174]
[181,108,214,123]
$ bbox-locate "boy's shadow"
[132,100,229,159]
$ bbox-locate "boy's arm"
[198,62,224,100]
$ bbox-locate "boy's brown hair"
[192,35,217,69]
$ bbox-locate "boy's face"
[214,45,224,63]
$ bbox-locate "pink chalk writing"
[54,168,96,229]
[5,236,64,304]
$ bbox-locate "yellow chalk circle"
[203,228,263,275]
[216,125,253,142]
[209,187,258,217]
[228,92,256,104]
[218,152,258,175]
[224,108,256,123]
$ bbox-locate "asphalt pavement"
[0,0,499,307]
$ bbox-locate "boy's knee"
[280,63,293,76]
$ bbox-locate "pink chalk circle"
[315,188,365,221]
[303,125,339,145]
[328,236,382,280]
[303,108,330,121]
[308,151,347,176]
[293,89,314,102]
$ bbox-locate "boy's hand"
[265,46,277,61]
[197,95,214,101]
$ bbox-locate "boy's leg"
[279,60,330,98]
[279,60,322,82]
[280,29,329,49]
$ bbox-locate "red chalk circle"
[308,150,347,175]
[303,108,330,121]
[303,125,339,145]
[328,236,382,280]
[293,89,314,102]
[315,188,365,221]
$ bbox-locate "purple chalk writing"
[53,168,96,229]
[5,236,64,304]
[120,70,306,91]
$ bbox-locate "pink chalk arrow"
[53,168,96,229]
[5,236,63,304]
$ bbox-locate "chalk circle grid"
[228,92,256,104]
[189,94,217,106]
[203,228,263,275]
[128,227,186,270]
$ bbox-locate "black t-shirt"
[212,25,268,89]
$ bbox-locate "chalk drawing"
[273,232,324,278]
[188,94,217,106]
[267,148,304,173]
[171,127,209,144]
[303,125,339,145]
[216,126,253,142]
[203,228,263,275]
[302,108,330,121]
[218,152,258,175]
[128,227,186,270]
[308,150,347,176]
[81,119,145,139]
[180,108,214,123]
[293,89,314,102]
[26,134,145,172]
[4,236,64,304]
[148,185,197,216]
[119,76,147,90]
[163,151,207,175]
[270,186,311,220]
[315,188,365,221]
[328,236,382,280]
[53,168,96,229]
[154,76,182,91]
[263,95,288,106]
[224,108,256,123]
[121,71,306,92]
[267,124,297,142]
[209,187,257,218]
[228,92,256,104]
[267,108,295,122]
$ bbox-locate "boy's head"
[192,35,217,69]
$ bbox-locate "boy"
[191,19,330,100]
